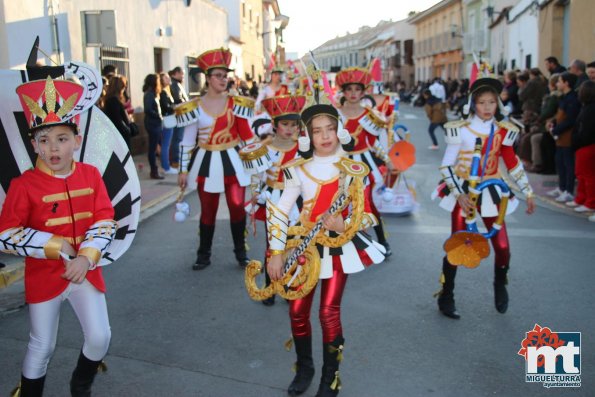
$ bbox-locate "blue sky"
[278,0,441,57]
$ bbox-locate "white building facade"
[506,0,539,70]
[0,0,229,108]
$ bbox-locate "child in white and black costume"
[433,70,535,320]
[266,88,386,395]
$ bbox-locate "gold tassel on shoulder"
[330,370,342,390]
[284,336,294,352]
[10,382,21,397]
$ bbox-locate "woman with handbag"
[159,72,178,174]
[103,75,132,149]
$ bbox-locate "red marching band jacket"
[0,160,116,303]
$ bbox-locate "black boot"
[315,336,344,397]
[194,223,215,270]
[494,266,509,313]
[12,374,46,397]
[69,351,102,397]
[287,336,315,396]
[149,166,164,180]
[231,219,250,267]
[373,223,392,257]
[437,257,460,319]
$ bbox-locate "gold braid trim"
[245,173,366,301]
[288,175,364,248]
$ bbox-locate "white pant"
[23,280,111,379]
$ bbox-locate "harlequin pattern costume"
[1,70,117,397]
[265,87,386,395]
[432,75,534,319]
[336,67,393,255]
[178,48,257,270]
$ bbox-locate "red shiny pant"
[289,256,348,343]
[197,176,246,225]
[451,204,510,268]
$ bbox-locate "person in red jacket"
[1,76,117,397]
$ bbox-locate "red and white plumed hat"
[335,67,372,90]
[196,48,233,73]
[16,76,85,136]
[464,55,506,116]
[261,95,306,122]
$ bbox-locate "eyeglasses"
[210,73,228,80]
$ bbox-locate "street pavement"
[1,104,594,396]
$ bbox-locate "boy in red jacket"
[1,76,117,397]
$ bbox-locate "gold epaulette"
[444,120,470,129]
[232,95,255,108]
[496,120,520,133]
[335,157,370,177]
[365,108,387,128]
[280,157,312,170]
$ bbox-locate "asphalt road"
[1,104,593,396]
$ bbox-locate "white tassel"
[337,128,352,145]
[463,95,472,116]
[498,98,510,117]
[298,136,311,152]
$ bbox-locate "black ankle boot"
[315,336,344,397]
[373,223,392,257]
[12,374,46,397]
[288,336,315,396]
[149,166,164,180]
[70,351,102,397]
[194,223,215,270]
[494,266,509,313]
[437,257,460,319]
[230,220,250,267]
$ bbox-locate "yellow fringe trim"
[433,273,446,298]
[98,361,108,373]
[10,382,21,397]
[284,336,293,352]
[330,370,342,390]
[328,344,344,362]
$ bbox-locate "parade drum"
[174,99,199,127]
[239,142,272,174]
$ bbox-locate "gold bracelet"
[267,249,285,257]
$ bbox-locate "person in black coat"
[143,74,164,179]
[103,75,132,148]
[168,67,189,168]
